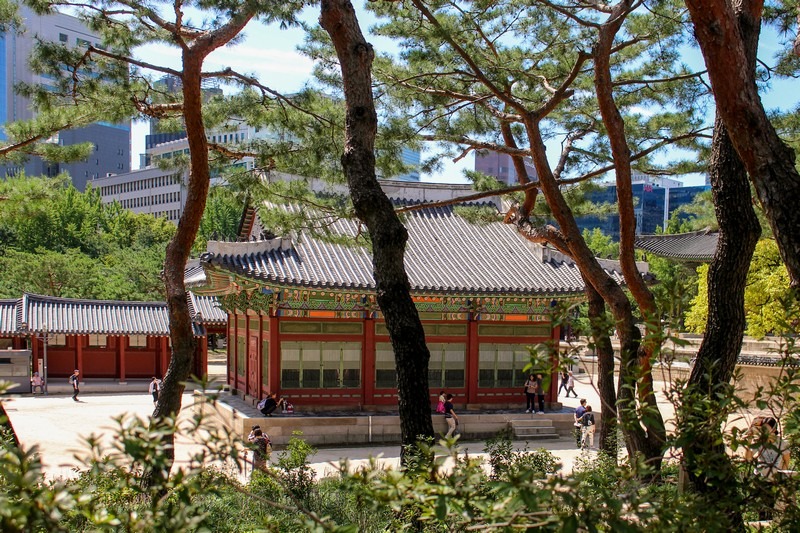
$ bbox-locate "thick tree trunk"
[525,119,662,473]
[685,0,800,288]
[585,279,618,458]
[156,52,208,414]
[593,2,666,469]
[319,0,434,455]
[148,11,256,488]
[681,4,762,527]
[681,117,758,533]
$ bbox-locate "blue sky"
[131,5,799,188]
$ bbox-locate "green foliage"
[273,431,318,500]
[194,185,245,254]
[484,429,560,481]
[0,390,798,530]
[582,227,619,259]
[0,175,173,300]
[648,256,698,330]
[686,240,796,337]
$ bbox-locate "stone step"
[513,426,559,439]
[509,418,554,428]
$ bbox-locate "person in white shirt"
[149,376,162,406]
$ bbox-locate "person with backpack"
[69,369,80,402]
[259,393,279,416]
[578,405,596,449]
[250,428,271,472]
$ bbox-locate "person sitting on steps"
[259,393,280,416]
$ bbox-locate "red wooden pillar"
[31,337,39,373]
[226,313,233,386]
[244,314,251,396]
[76,335,84,378]
[268,312,280,394]
[119,336,127,383]
[362,312,375,407]
[233,310,239,390]
[257,313,264,397]
[547,323,561,403]
[466,316,479,404]
[200,337,208,380]
[160,337,169,377]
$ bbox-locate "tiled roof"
[0,299,19,335]
[184,259,208,288]
[10,293,207,337]
[203,203,622,295]
[635,230,718,262]
[188,293,227,325]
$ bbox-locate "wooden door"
[248,334,259,397]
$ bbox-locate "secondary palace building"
[193,197,622,411]
[0,292,226,383]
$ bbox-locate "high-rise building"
[574,175,710,240]
[395,147,421,182]
[0,6,130,189]
[474,151,537,185]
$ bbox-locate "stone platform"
[195,391,595,447]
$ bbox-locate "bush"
[484,429,560,481]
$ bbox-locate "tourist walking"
[31,372,44,394]
[534,373,545,414]
[558,370,569,397]
[524,374,537,413]
[565,371,577,397]
[69,369,80,402]
[149,376,161,406]
[444,393,459,437]
[574,399,587,447]
[578,405,596,449]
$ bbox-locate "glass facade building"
[573,183,710,240]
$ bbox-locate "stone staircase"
[509,418,559,440]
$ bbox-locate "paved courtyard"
[3,375,613,482]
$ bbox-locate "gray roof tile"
[635,230,718,262]
[12,293,209,336]
[187,293,227,325]
[205,203,620,295]
[0,299,19,335]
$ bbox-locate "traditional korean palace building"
[0,292,226,381]
[192,201,623,410]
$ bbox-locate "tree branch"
[408,0,528,115]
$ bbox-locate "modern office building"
[395,147,421,182]
[93,166,188,223]
[0,6,130,189]
[474,151,537,185]
[574,175,710,240]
